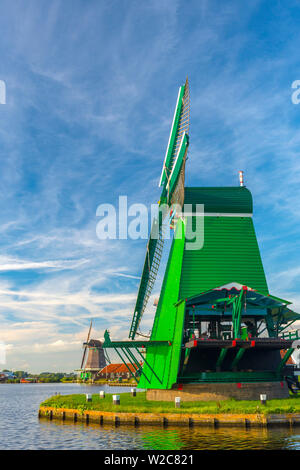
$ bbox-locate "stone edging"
[39,406,300,428]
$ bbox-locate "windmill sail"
[129,218,164,339]
[129,78,190,340]
[80,319,92,369]
[166,132,189,209]
[159,77,190,203]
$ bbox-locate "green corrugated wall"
[179,215,269,298]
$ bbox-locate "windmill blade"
[80,346,87,370]
[86,319,93,344]
[160,132,189,208]
[81,319,93,369]
[129,217,164,340]
[129,78,190,340]
[159,77,190,191]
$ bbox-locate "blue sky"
[0,0,300,372]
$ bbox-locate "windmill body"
[103,79,300,399]
[84,340,106,370]
[79,322,106,381]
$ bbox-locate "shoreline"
[39,405,300,428]
[0,381,133,385]
[39,391,300,428]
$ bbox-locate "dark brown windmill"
[79,320,106,381]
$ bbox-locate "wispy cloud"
[0,256,89,271]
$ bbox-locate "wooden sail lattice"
[129,78,190,340]
[168,77,190,176]
[129,218,165,339]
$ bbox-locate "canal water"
[0,383,300,450]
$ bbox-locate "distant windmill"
[79,320,106,381]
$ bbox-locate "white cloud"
[0,256,89,272]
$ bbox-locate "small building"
[0,371,16,382]
[20,377,37,383]
[98,363,141,380]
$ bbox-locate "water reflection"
[40,417,300,450]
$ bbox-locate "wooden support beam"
[216,348,228,371]
[231,348,246,371]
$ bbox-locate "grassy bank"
[40,392,300,415]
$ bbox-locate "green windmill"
[104,78,300,399]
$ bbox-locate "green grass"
[40,392,300,415]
